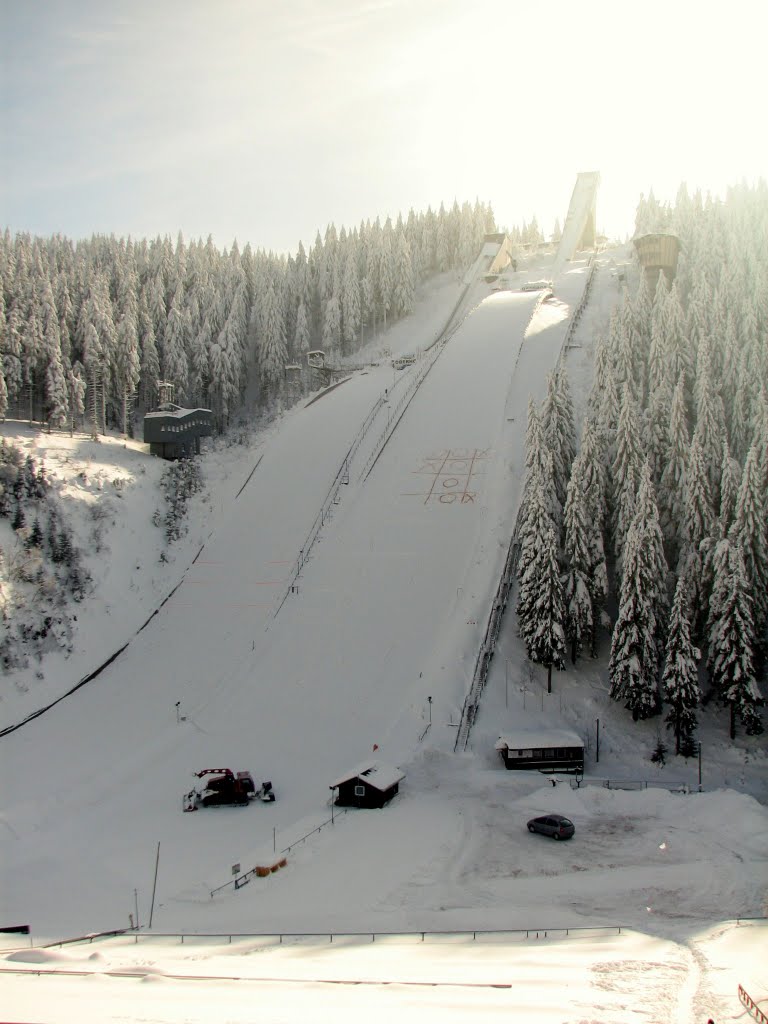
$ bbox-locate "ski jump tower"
[555,171,600,264]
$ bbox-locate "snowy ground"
[1,250,767,1023]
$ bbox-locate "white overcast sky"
[1,0,766,254]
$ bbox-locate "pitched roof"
[329,761,405,792]
[495,728,584,751]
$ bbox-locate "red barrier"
[739,983,768,1024]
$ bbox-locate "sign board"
[231,863,241,876]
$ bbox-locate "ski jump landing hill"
[0,256,594,937]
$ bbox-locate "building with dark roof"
[329,761,405,808]
[142,403,213,460]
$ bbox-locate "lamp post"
[427,696,432,725]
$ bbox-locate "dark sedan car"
[527,814,575,840]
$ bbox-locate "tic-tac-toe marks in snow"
[405,448,490,504]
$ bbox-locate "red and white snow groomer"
[183,769,275,811]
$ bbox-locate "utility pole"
[596,719,600,764]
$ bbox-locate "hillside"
[1,246,767,1024]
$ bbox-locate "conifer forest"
[516,181,768,750]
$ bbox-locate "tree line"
[0,199,496,435]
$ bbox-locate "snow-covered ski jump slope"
[0,266,588,937]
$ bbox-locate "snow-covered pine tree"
[138,307,161,411]
[682,430,715,553]
[662,574,701,754]
[611,383,644,553]
[322,291,341,359]
[612,311,636,397]
[635,459,669,653]
[519,397,556,524]
[613,461,636,581]
[516,404,557,648]
[578,417,609,655]
[677,429,716,640]
[81,321,104,435]
[706,537,764,738]
[644,375,672,487]
[728,445,768,633]
[750,384,768,497]
[2,300,23,406]
[162,296,190,404]
[45,339,68,430]
[561,458,593,664]
[658,374,689,563]
[293,298,311,361]
[64,360,84,435]
[528,502,566,693]
[693,337,726,503]
[609,463,666,721]
[114,309,141,436]
[544,366,577,511]
[376,230,395,331]
[258,279,288,403]
[587,336,610,419]
[393,230,415,318]
[730,350,754,464]
[341,250,360,355]
[189,315,211,408]
[717,441,741,539]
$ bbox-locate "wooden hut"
[495,729,584,773]
[330,761,405,808]
[633,232,681,289]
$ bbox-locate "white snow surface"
[1,254,767,1023]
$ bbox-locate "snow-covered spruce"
[662,574,701,755]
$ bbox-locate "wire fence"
[30,917,765,953]
[40,923,627,951]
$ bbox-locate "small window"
[354,784,365,797]
[544,749,555,759]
